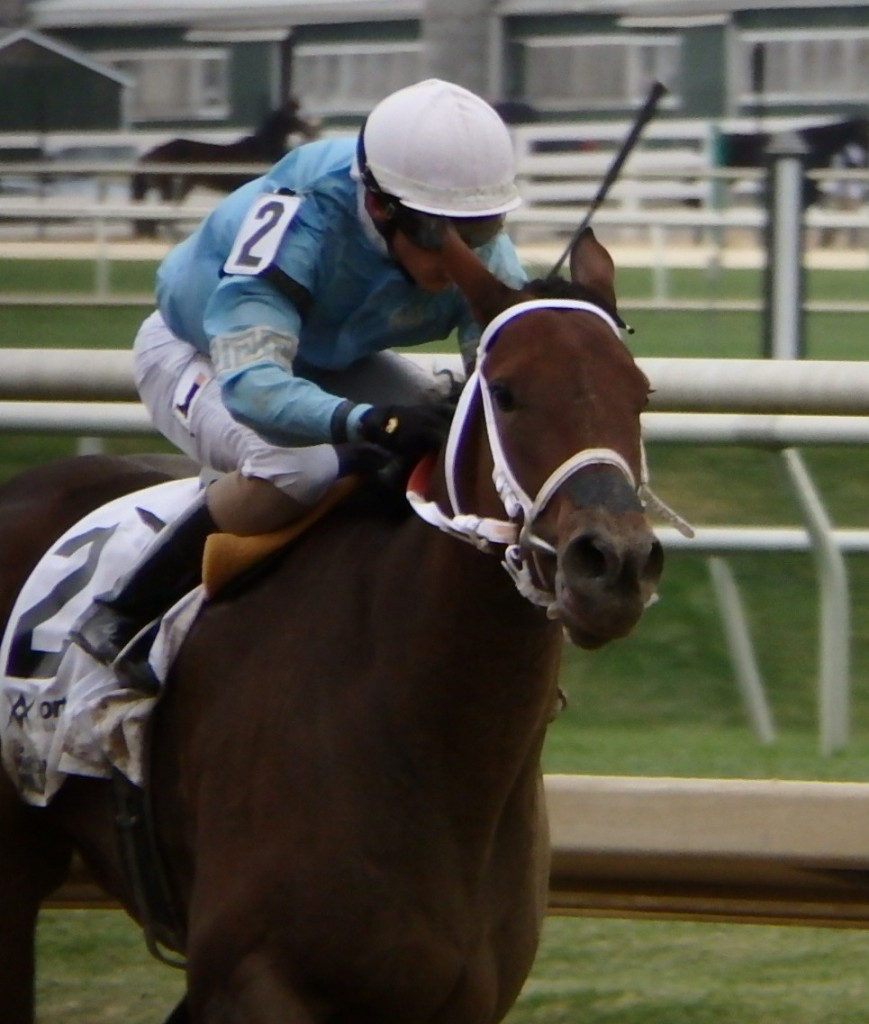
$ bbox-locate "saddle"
[202,476,357,598]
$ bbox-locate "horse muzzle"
[547,511,664,649]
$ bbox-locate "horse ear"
[440,227,521,328]
[568,227,618,314]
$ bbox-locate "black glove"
[335,441,393,480]
[358,403,453,461]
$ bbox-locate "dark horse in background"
[719,116,869,215]
[130,98,320,237]
[0,226,665,1023]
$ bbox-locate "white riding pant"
[133,310,441,507]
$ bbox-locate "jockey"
[71,77,528,686]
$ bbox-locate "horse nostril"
[644,539,665,583]
[562,533,664,588]
[562,533,613,581]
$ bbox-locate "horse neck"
[393,526,561,832]
[397,405,562,792]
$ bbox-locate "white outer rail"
[0,351,867,754]
[5,351,869,414]
[545,774,869,926]
[52,773,869,927]
[6,401,869,450]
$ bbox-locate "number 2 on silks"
[224,193,302,275]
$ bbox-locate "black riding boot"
[71,490,216,687]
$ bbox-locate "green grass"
[36,911,184,1023]
[35,911,869,1024]
[37,911,869,1024]
[0,305,148,350]
[509,917,869,1024]
[0,258,156,297]
[9,257,869,1021]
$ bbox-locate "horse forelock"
[523,276,623,328]
[488,306,647,419]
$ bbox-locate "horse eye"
[489,380,516,412]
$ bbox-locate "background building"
[5,0,868,131]
[0,27,129,130]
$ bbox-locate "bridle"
[407,298,692,610]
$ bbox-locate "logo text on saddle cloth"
[6,692,65,726]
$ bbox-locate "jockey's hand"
[335,441,393,480]
[359,403,453,461]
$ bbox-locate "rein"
[407,298,692,610]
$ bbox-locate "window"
[740,30,869,105]
[96,49,229,121]
[292,42,422,116]
[521,34,680,109]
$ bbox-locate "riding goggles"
[392,206,505,251]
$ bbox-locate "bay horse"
[0,226,666,1024]
[130,98,319,237]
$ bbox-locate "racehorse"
[130,98,319,237]
[0,225,666,1024]
[719,116,869,211]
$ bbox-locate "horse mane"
[346,468,418,521]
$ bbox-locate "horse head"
[261,98,320,143]
[412,226,670,649]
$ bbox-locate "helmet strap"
[357,122,396,213]
[361,189,417,282]
[363,187,400,242]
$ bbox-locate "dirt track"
[2,235,867,272]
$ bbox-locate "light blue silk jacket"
[156,137,527,445]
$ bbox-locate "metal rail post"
[763,132,808,358]
[707,556,776,744]
[782,448,850,754]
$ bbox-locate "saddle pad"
[0,477,203,806]
[1,473,360,806]
[202,475,358,598]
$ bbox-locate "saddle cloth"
[0,477,205,807]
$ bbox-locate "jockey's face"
[390,228,452,293]
[364,189,451,293]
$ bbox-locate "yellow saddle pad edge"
[202,476,359,599]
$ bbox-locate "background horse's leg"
[131,171,157,239]
[131,170,147,203]
[158,173,187,240]
[0,769,72,1023]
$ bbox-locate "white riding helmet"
[359,78,521,218]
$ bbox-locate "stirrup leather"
[111,620,162,694]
